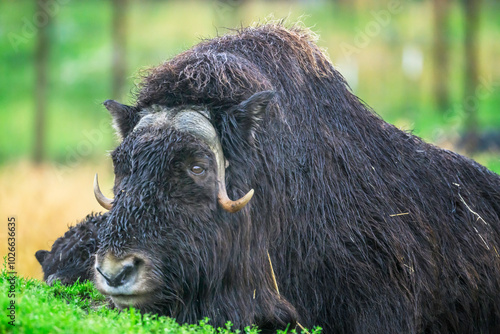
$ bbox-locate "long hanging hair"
[120,23,500,332]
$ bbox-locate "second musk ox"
[36,213,106,285]
[37,24,500,333]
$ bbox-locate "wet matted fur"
[41,24,500,333]
[36,213,106,285]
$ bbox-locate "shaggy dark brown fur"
[40,24,500,333]
[35,213,106,285]
[131,25,500,332]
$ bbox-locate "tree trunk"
[34,0,52,164]
[111,0,128,100]
[433,0,450,113]
[463,0,481,154]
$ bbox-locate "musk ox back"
[41,24,500,333]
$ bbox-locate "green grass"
[0,269,320,333]
[0,265,321,334]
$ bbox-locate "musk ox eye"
[190,165,205,175]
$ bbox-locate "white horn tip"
[220,188,254,213]
[93,173,113,210]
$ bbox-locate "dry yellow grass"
[0,160,114,280]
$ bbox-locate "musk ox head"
[35,213,105,285]
[92,92,283,319]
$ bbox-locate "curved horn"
[214,146,254,213]
[170,111,254,213]
[218,187,254,213]
[212,139,254,213]
[93,174,113,210]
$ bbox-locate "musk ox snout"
[94,252,154,308]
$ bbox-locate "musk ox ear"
[103,100,139,139]
[230,90,275,144]
[35,250,49,265]
[236,90,275,125]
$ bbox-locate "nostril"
[95,253,147,290]
[96,266,113,285]
[116,264,135,286]
[96,262,138,288]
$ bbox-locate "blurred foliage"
[0,0,499,170]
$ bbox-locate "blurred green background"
[1,0,500,167]
[1,0,500,279]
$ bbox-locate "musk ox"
[35,213,106,286]
[37,24,500,333]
